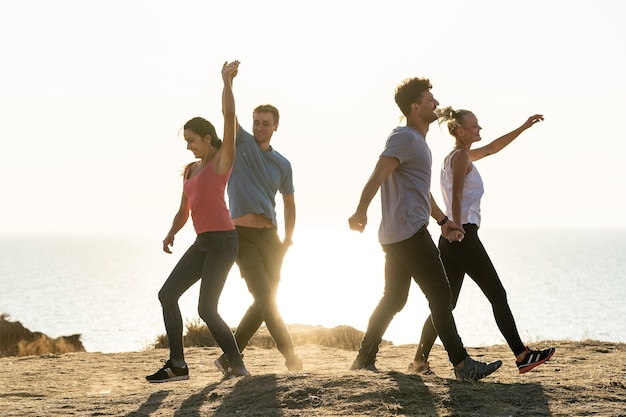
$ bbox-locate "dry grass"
[151,318,391,351]
[4,314,624,416]
[16,334,83,356]
[1,312,384,359]
[0,314,85,357]
[1,340,624,416]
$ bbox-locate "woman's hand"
[445,229,464,242]
[222,60,240,83]
[521,114,544,130]
[162,233,175,254]
[442,220,464,243]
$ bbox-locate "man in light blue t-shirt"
[214,98,302,376]
[347,77,503,381]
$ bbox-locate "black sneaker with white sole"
[146,359,189,383]
[517,347,555,374]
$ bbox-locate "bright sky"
[1,0,624,235]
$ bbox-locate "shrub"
[150,320,391,351]
[0,314,85,357]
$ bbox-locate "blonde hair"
[435,106,473,137]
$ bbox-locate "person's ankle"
[171,358,187,369]
[414,351,427,363]
[515,348,529,362]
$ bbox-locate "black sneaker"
[146,360,189,383]
[517,347,555,374]
[454,356,502,381]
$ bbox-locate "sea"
[1,227,625,354]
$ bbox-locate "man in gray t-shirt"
[378,125,432,245]
[348,77,503,381]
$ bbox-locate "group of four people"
[146,61,554,384]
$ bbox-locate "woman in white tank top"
[410,107,556,375]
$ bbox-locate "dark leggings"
[415,224,526,362]
[158,230,243,366]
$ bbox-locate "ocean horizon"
[1,227,624,353]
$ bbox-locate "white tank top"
[440,149,484,226]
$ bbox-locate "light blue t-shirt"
[227,126,294,227]
[379,126,432,244]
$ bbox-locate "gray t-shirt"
[227,126,294,227]
[378,126,432,244]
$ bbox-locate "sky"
[1,0,624,235]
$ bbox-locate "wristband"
[437,216,449,226]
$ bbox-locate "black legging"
[415,223,526,362]
[158,230,244,366]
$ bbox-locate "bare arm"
[222,63,240,136]
[430,193,447,225]
[162,190,190,254]
[282,193,296,250]
[430,192,464,241]
[214,60,240,174]
[469,114,543,162]
[348,156,399,232]
[449,150,471,226]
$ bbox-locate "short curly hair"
[394,77,432,118]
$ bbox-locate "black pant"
[357,225,468,366]
[231,226,296,361]
[415,223,525,362]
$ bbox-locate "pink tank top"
[183,161,235,234]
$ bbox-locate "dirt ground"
[1,340,624,416]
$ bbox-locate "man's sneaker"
[214,353,245,376]
[146,360,189,383]
[350,357,378,372]
[517,347,555,374]
[214,354,229,375]
[221,363,251,381]
[408,360,434,375]
[454,356,502,381]
[286,356,303,371]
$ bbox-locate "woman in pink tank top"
[146,61,251,383]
